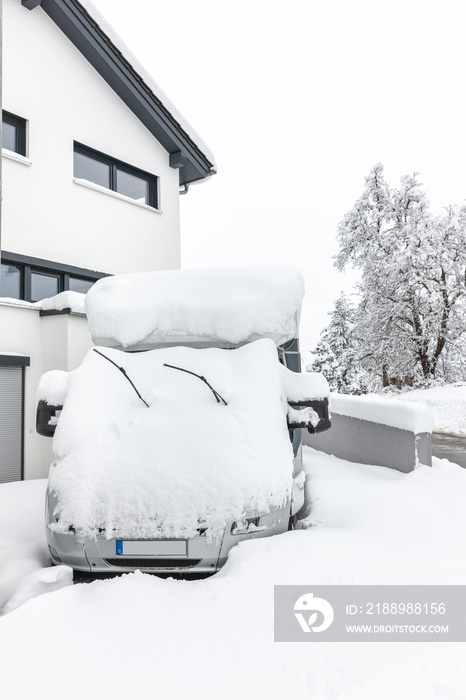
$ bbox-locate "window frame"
[73,142,158,209]
[30,270,61,303]
[0,254,107,303]
[0,262,23,299]
[2,111,27,156]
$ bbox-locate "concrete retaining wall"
[303,412,432,473]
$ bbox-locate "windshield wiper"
[163,363,228,405]
[93,348,149,407]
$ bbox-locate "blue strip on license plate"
[116,540,187,556]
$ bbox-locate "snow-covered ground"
[400,384,466,437]
[1,447,465,699]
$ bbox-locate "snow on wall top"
[34,291,86,314]
[47,338,294,542]
[79,0,216,170]
[85,268,305,349]
[329,393,434,434]
[0,292,86,313]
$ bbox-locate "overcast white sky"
[91,0,466,358]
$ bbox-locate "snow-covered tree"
[308,293,368,393]
[334,164,466,388]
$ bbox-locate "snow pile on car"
[85,267,305,349]
[45,339,295,542]
[281,367,329,402]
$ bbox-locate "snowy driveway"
[1,447,466,699]
[432,433,466,469]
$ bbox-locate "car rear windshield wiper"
[163,363,228,405]
[93,348,149,407]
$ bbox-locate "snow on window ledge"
[73,178,162,213]
[2,149,32,166]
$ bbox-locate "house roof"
[21,0,216,186]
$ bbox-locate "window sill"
[73,178,162,213]
[2,149,32,166]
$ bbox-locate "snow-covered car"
[37,268,330,576]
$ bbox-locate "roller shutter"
[0,366,23,483]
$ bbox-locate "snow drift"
[400,384,466,436]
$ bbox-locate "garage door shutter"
[0,366,23,483]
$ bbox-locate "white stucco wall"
[0,302,92,480]
[2,0,181,275]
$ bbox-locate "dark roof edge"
[32,0,216,185]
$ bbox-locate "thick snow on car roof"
[46,339,294,542]
[85,268,305,350]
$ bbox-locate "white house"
[0,0,216,482]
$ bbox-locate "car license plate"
[116,540,187,556]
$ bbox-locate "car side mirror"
[36,400,63,437]
[287,397,331,434]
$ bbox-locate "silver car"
[38,337,330,577]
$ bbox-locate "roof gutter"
[23,0,216,186]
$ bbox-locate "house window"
[30,271,60,303]
[0,263,22,299]
[0,255,105,303]
[2,111,26,156]
[68,277,94,294]
[73,142,158,208]
[74,150,110,190]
